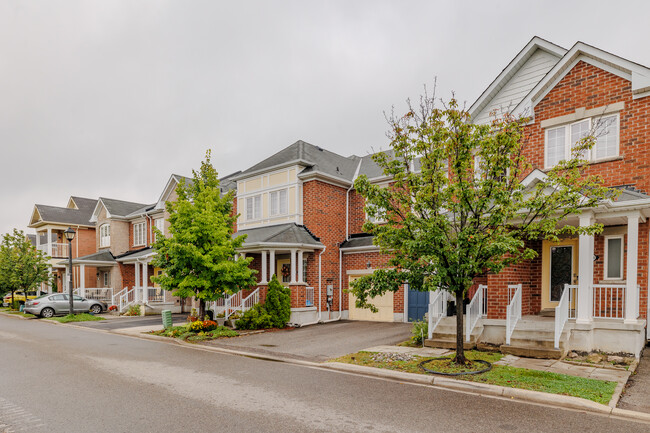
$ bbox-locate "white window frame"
[269,188,288,217]
[604,235,624,280]
[246,195,262,221]
[154,218,164,241]
[99,224,110,248]
[366,203,386,224]
[133,221,146,247]
[544,114,619,169]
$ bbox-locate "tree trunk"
[454,290,466,365]
[198,298,206,320]
[10,290,15,308]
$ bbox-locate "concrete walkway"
[618,347,650,413]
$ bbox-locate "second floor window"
[99,224,110,247]
[133,222,146,246]
[269,189,288,216]
[366,203,386,224]
[545,114,619,168]
[246,195,262,221]
[154,218,164,241]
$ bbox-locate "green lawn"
[332,350,617,405]
[46,313,105,323]
[7,311,36,318]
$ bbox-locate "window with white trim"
[366,203,386,224]
[246,195,262,221]
[605,235,624,280]
[133,222,146,246]
[99,224,110,247]
[269,189,288,216]
[545,114,619,168]
[154,218,164,241]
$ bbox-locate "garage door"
[348,276,394,322]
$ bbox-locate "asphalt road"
[0,314,648,433]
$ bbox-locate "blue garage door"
[407,286,430,322]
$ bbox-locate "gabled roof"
[516,41,650,116]
[154,172,238,211]
[67,196,98,213]
[233,140,361,184]
[234,223,324,249]
[90,197,150,222]
[469,36,567,123]
[29,202,96,228]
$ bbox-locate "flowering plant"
[108,305,117,311]
[281,264,290,278]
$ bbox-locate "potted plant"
[215,312,226,327]
[228,312,240,328]
[187,307,199,322]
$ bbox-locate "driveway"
[204,320,412,362]
[72,313,189,330]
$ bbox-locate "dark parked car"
[24,294,107,318]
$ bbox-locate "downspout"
[297,245,326,327]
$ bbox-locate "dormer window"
[100,224,110,247]
[133,222,146,246]
[545,114,619,168]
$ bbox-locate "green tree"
[0,229,50,306]
[151,151,257,318]
[350,92,610,364]
[264,275,291,328]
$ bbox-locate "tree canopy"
[350,92,610,363]
[151,151,257,318]
[0,229,50,302]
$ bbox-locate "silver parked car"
[24,294,107,318]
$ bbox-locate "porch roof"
[234,223,324,250]
[64,250,116,266]
[339,233,378,251]
[115,247,155,263]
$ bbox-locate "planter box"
[216,317,226,327]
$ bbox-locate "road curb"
[0,311,33,320]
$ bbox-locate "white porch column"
[142,262,149,303]
[269,250,276,280]
[577,211,594,324]
[261,251,268,284]
[36,232,40,251]
[297,250,304,283]
[47,228,52,257]
[625,212,640,322]
[135,262,141,302]
[290,249,297,284]
[80,264,85,297]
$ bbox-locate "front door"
[541,239,579,310]
[407,286,430,322]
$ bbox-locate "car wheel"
[41,308,55,318]
[90,304,102,314]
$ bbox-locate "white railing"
[554,284,576,349]
[112,287,127,307]
[592,284,626,319]
[146,287,166,303]
[80,288,114,304]
[482,284,488,316]
[119,287,137,312]
[39,243,69,257]
[465,285,485,342]
[225,291,242,319]
[305,286,314,307]
[241,288,260,312]
[505,284,522,345]
[427,290,450,339]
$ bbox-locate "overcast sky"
[2,0,650,236]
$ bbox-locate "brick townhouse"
[26,36,650,357]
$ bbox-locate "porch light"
[64,227,76,241]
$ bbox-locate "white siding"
[474,49,560,125]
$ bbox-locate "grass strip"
[47,313,105,323]
[7,311,36,318]
[332,350,616,404]
[150,325,239,341]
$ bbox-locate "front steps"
[424,316,482,350]
[424,315,569,359]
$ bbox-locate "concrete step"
[500,344,565,359]
[424,338,476,350]
[509,337,566,350]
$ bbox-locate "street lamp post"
[64,227,76,315]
